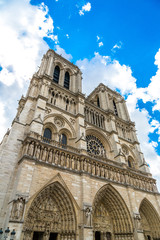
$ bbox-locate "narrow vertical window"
[97,96,100,107]
[61,133,67,145]
[53,66,60,84]
[128,159,132,168]
[64,71,70,89]
[113,100,118,116]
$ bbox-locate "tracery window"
[86,135,105,156]
[64,71,70,89]
[53,65,60,84]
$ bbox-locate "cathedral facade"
[0,49,160,240]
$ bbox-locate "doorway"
[147,236,151,240]
[106,232,111,240]
[33,232,44,240]
[49,233,58,240]
[95,231,101,240]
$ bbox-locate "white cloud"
[96,35,103,47]
[55,45,73,61]
[98,42,103,47]
[66,34,69,39]
[0,0,56,88]
[0,101,8,141]
[79,2,91,16]
[111,41,122,52]
[77,52,137,95]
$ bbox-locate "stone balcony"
[19,132,158,194]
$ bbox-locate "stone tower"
[0,49,160,240]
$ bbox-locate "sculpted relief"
[26,196,61,232]
[93,203,112,232]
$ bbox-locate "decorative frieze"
[21,137,158,194]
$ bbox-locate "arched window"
[61,133,67,145]
[64,71,70,89]
[128,159,132,168]
[128,156,134,168]
[43,128,52,142]
[53,66,60,84]
[113,100,118,116]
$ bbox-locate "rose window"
[86,135,105,156]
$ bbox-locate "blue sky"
[0,0,160,188]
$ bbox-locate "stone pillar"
[46,54,54,76]
[71,74,76,92]
[76,71,82,93]
[59,68,65,86]
[38,54,47,76]
[133,213,145,240]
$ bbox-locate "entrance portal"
[95,231,101,240]
[49,233,58,240]
[33,232,44,240]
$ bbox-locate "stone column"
[59,68,65,86]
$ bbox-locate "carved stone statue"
[61,153,65,166]
[28,142,34,156]
[54,151,59,165]
[35,145,41,159]
[48,150,53,163]
[43,231,50,240]
[11,198,25,221]
[42,147,47,161]
[134,213,143,231]
[84,207,92,227]
[66,154,70,168]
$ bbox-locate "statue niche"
[10,197,25,221]
[84,205,92,227]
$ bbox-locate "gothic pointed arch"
[92,184,134,240]
[86,127,113,159]
[139,198,160,239]
[53,65,60,84]
[23,181,77,239]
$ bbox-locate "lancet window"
[53,65,60,84]
[113,100,118,116]
[128,156,134,168]
[97,96,100,107]
[64,71,70,89]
